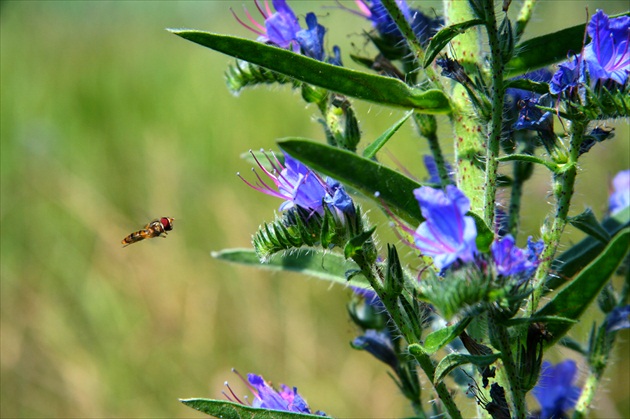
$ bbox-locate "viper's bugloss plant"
[170,2,629,418]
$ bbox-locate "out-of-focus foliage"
[1,1,628,418]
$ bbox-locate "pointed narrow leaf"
[278,138,424,224]
[212,248,370,289]
[505,11,630,77]
[169,30,451,113]
[536,227,630,346]
[424,317,472,354]
[568,208,611,243]
[180,399,329,419]
[363,110,413,159]
[546,206,630,292]
[504,78,549,95]
[434,353,500,384]
[423,19,484,67]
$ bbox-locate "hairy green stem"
[529,120,586,313]
[488,314,527,419]
[443,0,486,215]
[413,114,451,187]
[482,0,505,227]
[408,344,463,419]
[515,0,538,41]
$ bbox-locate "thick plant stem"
[529,120,586,313]
[482,0,505,227]
[488,314,526,419]
[515,0,538,41]
[408,344,463,419]
[443,0,486,215]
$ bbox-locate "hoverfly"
[122,217,174,247]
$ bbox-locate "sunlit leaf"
[278,138,425,225]
[180,399,330,419]
[537,227,630,345]
[362,110,413,159]
[423,19,484,68]
[424,318,472,354]
[169,30,451,113]
[212,248,370,289]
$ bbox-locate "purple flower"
[239,151,353,216]
[412,186,478,271]
[549,56,584,95]
[606,304,630,332]
[423,155,453,185]
[583,10,630,86]
[491,235,543,280]
[352,329,398,370]
[348,0,441,46]
[513,98,553,133]
[224,371,324,415]
[296,13,325,61]
[609,169,630,215]
[533,360,581,419]
[232,0,301,52]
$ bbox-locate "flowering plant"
[170,1,629,418]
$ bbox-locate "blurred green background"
[1,1,628,418]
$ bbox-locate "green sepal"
[434,353,501,384]
[505,11,630,77]
[423,19,484,67]
[468,212,494,252]
[363,110,413,159]
[180,399,330,419]
[546,206,630,292]
[225,59,297,94]
[211,248,370,289]
[498,17,515,63]
[423,317,472,355]
[568,208,611,243]
[536,227,630,346]
[279,138,425,225]
[170,30,451,113]
[344,227,377,261]
[384,244,404,297]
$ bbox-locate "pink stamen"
[244,6,266,32]
[231,8,265,36]
[262,0,273,18]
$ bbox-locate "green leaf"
[169,30,451,113]
[423,19,484,68]
[278,138,425,225]
[468,212,493,252]
[362,110,413,159]
[546,206,630,292]
[568,208,611,244]
[497,154,558,172]
[503,78,549,95]
[536,227,630,346]
[423,317,472,355]
[180,399,330,419]
[505,11,630,77]
[434,353,500,384]
[212,248,370,289]
[344,227,377,260]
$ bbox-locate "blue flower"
[506,69,553,105]
[352,329,398,370]
[491,235,543,280]
[533,360,581,419]
[609,169,630,215]
[350,0,442,46]
[224,371,324,415]
[583,10,630,86]
[239,151,353,216]
[232,0,301,52]
[549,56,584,95]
[423,155,453,185]
[606,305,630,332]
[412,186,478,271]
[513,98,553,133]
[296,13,326,61]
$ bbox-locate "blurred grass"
[1,1,628,418]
